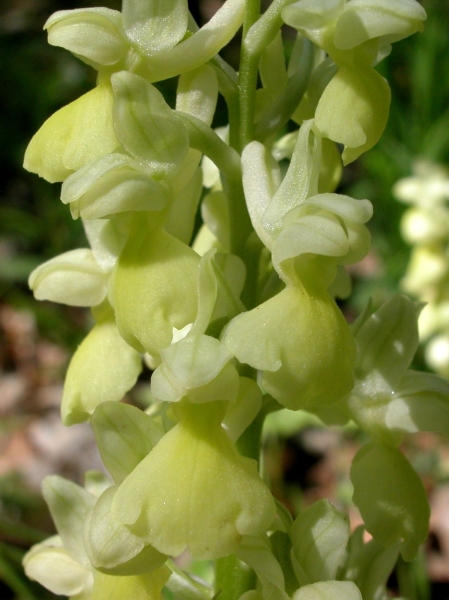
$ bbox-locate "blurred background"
[1,0,449,597]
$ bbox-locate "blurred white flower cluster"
[394,160,449,375]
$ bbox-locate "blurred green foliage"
[0,474,55,599]
[0,0,120,348]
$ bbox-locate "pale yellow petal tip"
[341,144,365,166]
[28,249,108,307]
[61,320,142,425]
[61,403,90,426]
[23,540,94,597]
[24,121,73,183]
[316,65,391,165]
[24,84,119,183]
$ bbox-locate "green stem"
[240,232,264,310]
[255,39,314,141]
[214,11,266,600]
[396,551,430,600]
[222,170,254,257]
[243,0,296,57]
[236,406,266,462]
[175,112,241,181]
[210,56,240,150]
[175,111,253,255]
[237,0,298,150]
[238,0,261,151]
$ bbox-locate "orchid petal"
[142,0,245,82]
[61,318,142,425]
[122,0,188,56]
[112,402,276,559]
[334,0,426,50]
[45,8,127,69]
[111,72,189,177]
[42,476,95,565]
[223,285,355,410]
[85,486,166,575]
[91,402,164,484]
[29,249,108,307]
[24,544,93,597]
[24,84,119,183]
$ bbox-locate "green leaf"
[165,560,214,600]
[385,370,449,436]
[290,498,349,585]
[83,218,128,272]
[237,536,289,600]
[342,526,399,600]
[351,442,429,561]
[260,31,288,97]
[176,65,219,126]
[166,168,203,244]
[354,295,420,387]
[223,377,262,442]
[270,532,300,596]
